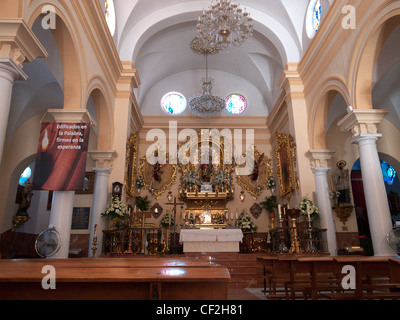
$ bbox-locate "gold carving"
[125,132,139,198]
[332,204,354,225]
[138,155,177,200]
[235,146,273,200]
[274,132,297,200]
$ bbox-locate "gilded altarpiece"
[178,130,234,227]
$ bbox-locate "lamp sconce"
[240,191,246,202]
[167,191,173,203]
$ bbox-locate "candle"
[278,205,282,219]
[236,212,238,220]
[94,224,97,239]
[307,203,311,218]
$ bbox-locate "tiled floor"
[228,288,265,300]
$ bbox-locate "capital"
[0,19,48,69]
[90,150,118,169]
[306,150,335,169]
[337,109,389,138]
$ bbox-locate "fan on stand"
[386,226,400,255]
[35,226,62,258]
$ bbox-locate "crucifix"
[165,196,184,254]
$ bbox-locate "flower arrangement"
[267,176,276,190]
[160,211,175,228]
[212,169,230,187]
[329,190,341,207]
[182,170,201,189]
[297,196,319,218]
[135,176,145,190]
[238,210,256,233]
[101,195,129,228]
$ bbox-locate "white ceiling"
[110,0,329,115]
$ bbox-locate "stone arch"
[84,77,114,150]
[351,3,400,110]
[309,76,350,149]
[27,2,85,110]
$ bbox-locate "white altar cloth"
[179,229,243,253]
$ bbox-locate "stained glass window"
[19,166,32,186]
[225,93,247,115]
[161,92,187,115]
[313,0,322,32]
[105,0,116,36]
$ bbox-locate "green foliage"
[135,195,151,211]
[260,196,277,213]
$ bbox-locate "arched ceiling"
[111,0,321,115]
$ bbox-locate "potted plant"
[260,196,277,218]
[135,195,151,211]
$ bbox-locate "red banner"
[33,122,90,191]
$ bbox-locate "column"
[307,150,337,255]
[48,191,75,259]
[338,110,394,256]
[88,150,117,257]
[0,58,26,163]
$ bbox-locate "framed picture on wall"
[274,132,297,200]
[71,207,91,230]
[75,172,95,194]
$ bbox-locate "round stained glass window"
[313,0,322,33]
[161,92,187,115]
[225,93,247,115]
[105,0,116,36]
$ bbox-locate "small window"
[161,92,187,115]
[313,0,322,32]
[306,0,322,38]
[225,93,247,115]
[19,166,32,186]
[105,0,116,36]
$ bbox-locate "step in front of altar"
[181,252,266,288]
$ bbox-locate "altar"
[180,229,243,253]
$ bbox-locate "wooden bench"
[0,258,230,300]
[320,256,400,300]
[287,256,341,300]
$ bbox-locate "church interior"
[1,0,400,302]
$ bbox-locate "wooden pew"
[0,258,230,300]
[256,255,278,295]
[288,256,340,300]
[320,256,400,300]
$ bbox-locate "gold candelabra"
[91,224,98,257]
[289,217,302,254]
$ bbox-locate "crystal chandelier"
[188,53,225,118]
[195,0,253,54]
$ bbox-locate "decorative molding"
[41,109,97,126]
[306,150,335,169]
[337,109,389,138]
[89,150,118,169]
[0,19,48,68]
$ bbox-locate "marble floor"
[228,288,266,300]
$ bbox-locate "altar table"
[180,229,243,253]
